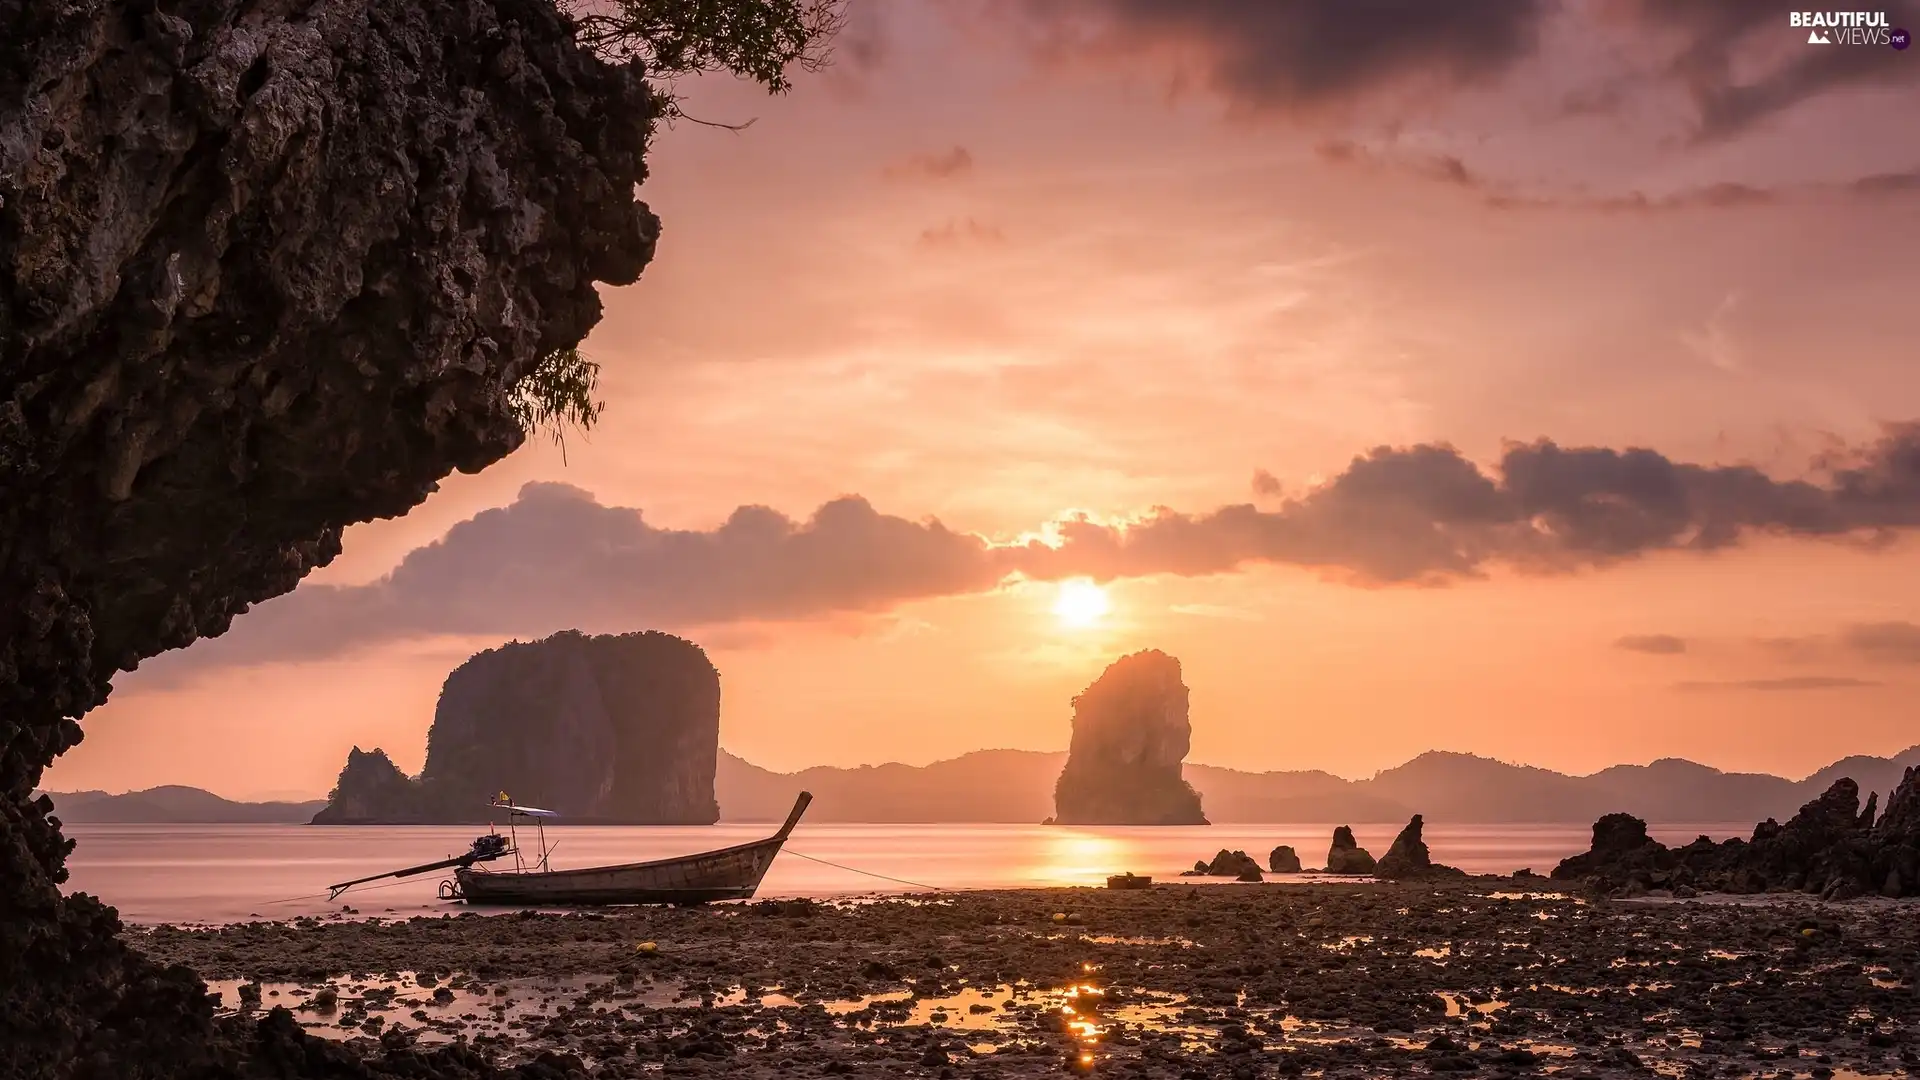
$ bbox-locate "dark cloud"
[1250,468,1283,498]
[1016,0,1546,111]
[884,146,974,181]
[1020,423,1920,585]
[1616,634,1688,655]
[917,217,1004,248]
[1632,0,1920,142]
[1842,621,1920,663]
[1855,170,1920,196]
[1674,676,1881,692]
[132,424,1920,683]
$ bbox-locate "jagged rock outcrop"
[1374,814,1465,879]
[1269,844,1302,873]
[1326,826,1376,874]
[0,0,659,1072]
[312,631,721,823]
[1554,770,1920,899]
[315,747,429,822]
[1051,649,1207,825]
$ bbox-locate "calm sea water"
[62,821,1752,925]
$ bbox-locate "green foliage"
[562,0,843,105]
[511,347,605,459]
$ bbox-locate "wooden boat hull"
[452,792,811,907]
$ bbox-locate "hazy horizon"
[47,739,1920,806]
[44,0,1920,799]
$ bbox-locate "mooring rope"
[252,849,945,910]
[781,848,944,891]
[259,876,438,907]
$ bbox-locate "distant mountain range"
[712,746,1920,825]
[36,785,328,824]
[39,745,1920,825]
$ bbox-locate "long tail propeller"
[326,834,513,901]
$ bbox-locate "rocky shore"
[131,879,1920,1079]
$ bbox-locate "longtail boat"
[326,791,813,907]
[451,791,812,906]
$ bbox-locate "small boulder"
[1268,845,1302,873]
[1203,849,1262,877]
[1235,865,1263,883]
[1325,826,1376,875]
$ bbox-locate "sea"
[63,821,1754,925]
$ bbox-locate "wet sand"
[131,879,1920,1078]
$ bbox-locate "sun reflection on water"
[1034,832,1131,886]
[1062,982,1106,1071]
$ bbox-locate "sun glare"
[1052,579,1111,629]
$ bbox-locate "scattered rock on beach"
[1556,768,1920,898]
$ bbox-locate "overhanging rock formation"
[0,0,659,1071]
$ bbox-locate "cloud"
[1856,170,1920,196]
[131,423,1920,683]
[1317,139,1917,213]
[1014,0,1547,112]
[1841,621,1920,663]
[917,217,1005,248]
[128,482,1007,685]
[1616,634,1688,655]
[884,146,975,181]
[1169,603,1265,622]
[1674,676,1881,692]
[1250,468,1283,498]
[1632,0,1920,143]
[1680,292,1743,373]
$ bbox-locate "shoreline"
[130,879,1920,1078]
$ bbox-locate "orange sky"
[47,1,1920,799]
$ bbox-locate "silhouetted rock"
[1051,650,1208,825]
[312,749,427,823]
[1326,826,1377,874]
[312,631,721,824]
[1554,772,1920,899]
[1235,864,1264,882]
[1199,849,1262,877]
[0,0,658,1069]
[1375,815,1465,879]
[1268,845,1302,873]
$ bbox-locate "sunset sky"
[49,0,1920,800]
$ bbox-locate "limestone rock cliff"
[312,630,721,823]
[1051,649,1208,826]
[0,0,658,1071]
[316,747,429,822]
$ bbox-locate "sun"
[1052,579,1111,629]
